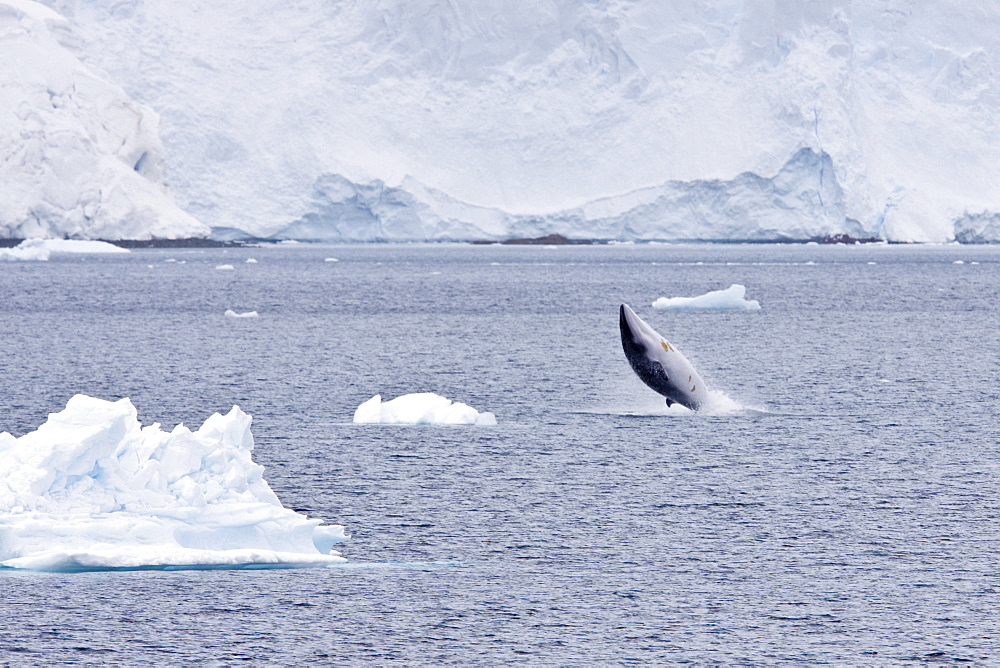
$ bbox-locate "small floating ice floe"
[43,239,129,254]
[245,258,258,264]
[354,393,497,425]
[0,241,49,262]
[224,309,259,318]
[216,264,235,270]
[324,258,339,263]
[652,284,761,311]
[0,395,347,571]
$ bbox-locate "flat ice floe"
[652,284,761,311]
[354,393,497,425]
[225,309,259,318]
[0,239,129,261]
[0,395,347,571]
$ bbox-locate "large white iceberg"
[0,0,207,240]
[40,0,1000,242]
[652,284,762,311]
[354,393,497,426]
[0,395,347,571]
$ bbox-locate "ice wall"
[272,148,854,242]
[0,395,346,571]
[35,0,1000,242]
[0,0,207,240]
[953,212,1000,244]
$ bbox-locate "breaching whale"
[619,303,708,410]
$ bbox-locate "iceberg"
[34,239,129,253]
[224,309,259,318]
[0,240,50,261]
[0,239,130,260]
[652,284,762,311]
[354,393,497,426]
[0,395,347,571]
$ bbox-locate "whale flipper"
[619,303,708,410]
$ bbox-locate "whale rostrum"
[619,303,708,410]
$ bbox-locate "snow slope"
[30,0,1000,242]
[0,0,207,240]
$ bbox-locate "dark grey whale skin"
[619,304,705,410]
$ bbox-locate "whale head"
[619,304,707,410]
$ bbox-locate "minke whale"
[619,303,708,410]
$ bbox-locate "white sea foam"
[699,389,754,415]
[0,395,347,571]
[652,284,761,311]
[354,393,496,425]
[602,388,759,418]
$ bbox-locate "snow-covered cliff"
[0,0,206,240]
[22,1,1000,242]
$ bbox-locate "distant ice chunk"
[245,258,258,263]
[40,240,130,254]
[652,284,761,310]
[354,393,496,425]
[216,264,235,270]
[0,240,50,261]
[0,395,347,571]
[0,239,131,261]
[225,309,259,318]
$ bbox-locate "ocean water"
[1,242,998,664]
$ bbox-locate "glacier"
[0,0,207,240]
[0,395,347,571]
[13,0,1000,242]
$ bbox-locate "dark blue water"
[1,243,998,664]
